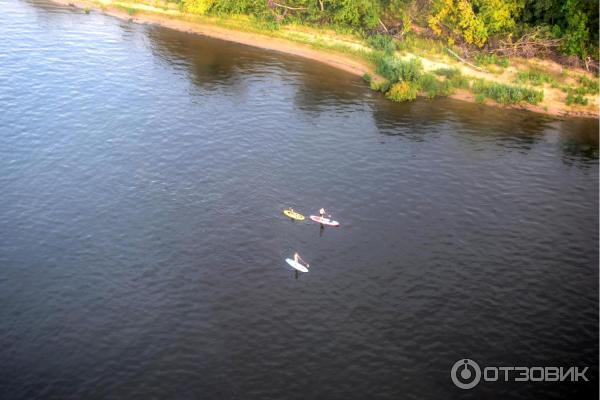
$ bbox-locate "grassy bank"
[55,0,598,118]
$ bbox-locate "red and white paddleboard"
[309,215,340,227]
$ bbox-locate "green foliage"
[331,0,381,29]
[472,79,544,104]
[560,0,591,59]
[210,0,268,16]
[428,0,488,47]
[427,0,522,47]
[474,0,524,35]
[170,0,598,62]
[362,73,372,83]
[386,81,418,101]
[170,0,597,62]
[367,34,396,54]
[521,0,598,60]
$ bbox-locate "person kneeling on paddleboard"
[294,252,309,269]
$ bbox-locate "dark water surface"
[1,1,598,399]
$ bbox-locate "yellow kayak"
[283,208,305,221]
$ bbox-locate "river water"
[1,1,598,399]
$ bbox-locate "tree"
[428,0,488,47]
[474,0,524,35]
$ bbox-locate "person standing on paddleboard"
[294,252,309,269]
[319,208,332,221]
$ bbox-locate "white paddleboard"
[285,258,309,272]
[309,215,340,227]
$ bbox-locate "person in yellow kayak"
[294,252,309,269]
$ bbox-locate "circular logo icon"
[451,359,481,389]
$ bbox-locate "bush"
[386,81,418,102]
[375,56,422,84]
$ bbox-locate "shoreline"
[50,0,598,119]
[52,0,373,78]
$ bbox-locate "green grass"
[434,67,460,79]
[515,69,557,86]
[396,32,447,56]
[471,80,544,105]
[419,73,453,98]
[115,4,139,15]
[474,53,509,68]
[367,34,396,54]
[566,90,589,105]
[249,15,279,31]
[434,68,470,89]
[449,74,470,89]
[577,75,599,95]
